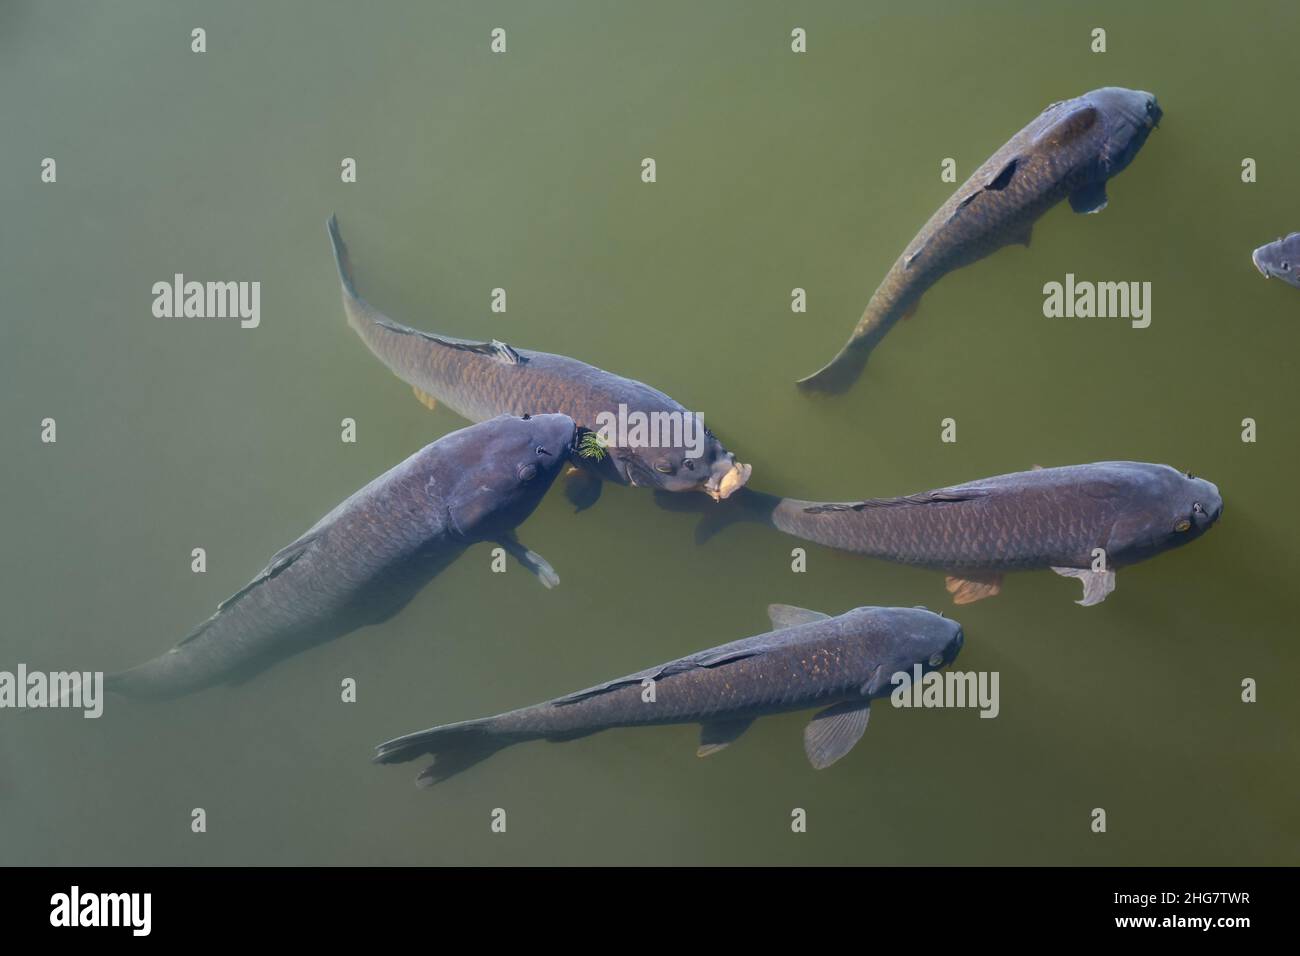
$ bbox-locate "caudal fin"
[325,213,362,300]
[326,213,396,340]
[653,487,780,545]
[795,345,870,394]
[373,719,513,789]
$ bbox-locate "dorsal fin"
[802,488,988,515]
[373,319,525,365]
[551,645,765,707]
[945,156,1024,226]
[176,535,318,647]
[767,604,830,629]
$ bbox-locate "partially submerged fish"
[374,604,963,787]
[107,414,576,698]
[1252,233,1300,289]
[327,216,750,506]
[681,462,1221,606]
[798,87,1162,393]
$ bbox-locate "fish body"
[374,604,963,786]
[799,87,1162,392]
[108,414,576,698]
[327,216,750,502]
[700,462,1221,605]
[1252,233,1300,289]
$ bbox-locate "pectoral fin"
[944,572,1003,605]
[563,467,603,512]
[1037,105,1099,147]
[803,700,871,770]
[1069,182,1109,215]
[412,387,439,411]
[1051,566,1115,606]
[767,604,830,629]
[697,718,755,757]
[497,532,560,589]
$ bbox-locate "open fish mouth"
[704,461,752,501]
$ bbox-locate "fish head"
[852,607,964,696]
[445,413,577,539]
[1091,87,1161,176]
[612,428,752,501]
[1251,234,1300,288]
[1106,465,1223,565]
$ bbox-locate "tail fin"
[325,213,362,301]
[373,719,512,789]
[795,344,870,394]
[652,487,780,545]
[326,213,393,339]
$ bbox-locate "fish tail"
[103,653,205,701]
[105,634,246,700]
[653,487,780,545]
[373,718,515,789]
[795,343,872,394]
[797,290,906,393]
[325,214,400,340]
[325,213,362,302]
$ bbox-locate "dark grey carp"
[326,216,750,506]
[374,604,963,787]
[1252,233,1300,289]
[682,462,1221,606]
[798,87,1162,392]
[107,414,576,699]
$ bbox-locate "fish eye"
[1283,262,1291,270]
[1174,518,1191,533]
[1145,99,1155,113]
[517,463,538,482]
[928,652,944,667]
[535,444,551,457]
[1192,502,1204,514]
[653,460,674,475]
[683,459,695,471]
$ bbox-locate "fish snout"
[1143,94,1163,129]
[946,623,965,663]
[704,458,752,501]
[1252,246,1271,278]
[1189,478,1223,529]
[1205,487,1224,524]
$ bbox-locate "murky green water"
[3,0,1297,865]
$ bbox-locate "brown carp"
[798,87,1162,393]
[327,216,750,507]
[106,414,576,698]
[374,604,963,787]
[676,462,1220,606]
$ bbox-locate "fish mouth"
[704,461,752,501]
[1251,247,1271,278]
